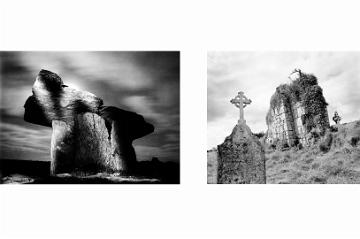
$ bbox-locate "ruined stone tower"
[265,70,330,147]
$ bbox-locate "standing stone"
[74,113,123,173]
[207,149,218,184]
[50,112,141,175]
[50,120,75,174]
[217,122,266,184]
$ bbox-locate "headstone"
[217,92,266,184]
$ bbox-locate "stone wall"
[266,101,308,145]
[266,101,297,146]
[292,101,307,145]
[266,71,330,147]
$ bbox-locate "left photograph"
[0,51,180,184]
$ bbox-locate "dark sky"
[0,51,180,162]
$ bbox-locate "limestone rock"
[50,120,75,174]
[25,69,103,127]
[50,112,139,174]
[74,113,124,173]
[217,122,266,184]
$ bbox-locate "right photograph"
[207,52,360,184]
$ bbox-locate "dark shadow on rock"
[99,106,154,141]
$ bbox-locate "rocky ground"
[1,158,179,184]
[1,173,160,184]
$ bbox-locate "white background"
[1,0,360,238]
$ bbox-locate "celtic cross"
[230,91,252,123]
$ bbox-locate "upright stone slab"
[217,122,266,184]
[207,149,218,184]
[50,120,75,174]
[73,113,123,173]
[50,112,138,175]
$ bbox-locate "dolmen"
[24,70,154,175]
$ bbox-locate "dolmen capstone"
[24,69,154,175]
[217,91,266,184]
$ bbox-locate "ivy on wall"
[266,71,328,135]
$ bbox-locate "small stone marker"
[217,91,266,184]
[332,111,341,125]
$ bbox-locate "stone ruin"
[24,70,154,175]
[216,92,266,184]
[265,69,330,147]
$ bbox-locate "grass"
[266,120,360,184]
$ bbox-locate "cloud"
[0,121,51,161]
[208,52,360,148]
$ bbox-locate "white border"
[1,0,360,238]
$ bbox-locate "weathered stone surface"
[266,70,330,147]
[217,122,266,184]
[25,69,103,127]
[50,112,140,174]
[207,149,218,184]
[50,120,75,174]
[266,100,304,146]
[74,113,124,173]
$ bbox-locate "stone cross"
[230,91,252,124]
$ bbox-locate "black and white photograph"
[0,51,180,184]
[208,52,360,184]
[2,0,360,238]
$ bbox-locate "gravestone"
[217,92,266,184]
[24,69,154,175]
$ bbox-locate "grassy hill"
[207,120,360,184]
[266,120,360,184]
